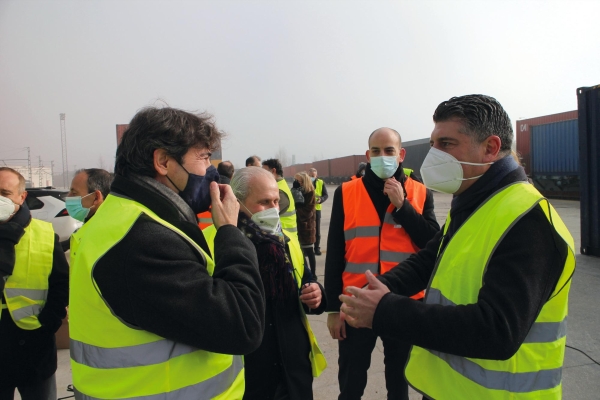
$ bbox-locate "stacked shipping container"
[516,111,580,199]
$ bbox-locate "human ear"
[398,148,406,163]
[153,149,170,177]
[484,136,502,162]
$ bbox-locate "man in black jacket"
[325,128,439,400]
[0,167,69,399]
[340,95,572,399]
[69,106,265,398]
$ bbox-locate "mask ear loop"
[165,158,189,193]
[237,199,254,216]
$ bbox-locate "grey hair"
[76,168,113,198]
[230,167,274,201]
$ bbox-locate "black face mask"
[292,180,301,189]
[168,164,220,214]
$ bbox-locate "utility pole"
[50,160,54,187]
[26,147,32,186]
[60,113,68,188]
[38,156,43,187]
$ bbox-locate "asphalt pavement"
[45,186,600,400]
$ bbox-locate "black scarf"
[237,212,296,301]
[0,202,31,277]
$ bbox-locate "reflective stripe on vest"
[314,179,324,211]
[341,177,427,297]
[405,182,575,400]
[3,218,54,330]
[427,288,568,343]
[277,179,297,234]
[203,224,327,377]
[74,356,244,400]
[197,210,213,230]
[69,194,243,399]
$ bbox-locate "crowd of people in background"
[0,94,575,400]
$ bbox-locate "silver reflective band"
[425,288,456,306]
[383,212,395,225]
[524,319,567,343]
[4,288,48,301]
[198,218,212,223]
[344,226,379,241]
[427,349,562,392]
[74,355,243,400]
[12,304,42,321]
[285,227,298,232]
[426,288,568,344]
[344,262,378,274]
[281,210,296,217]
[71,338,200,369]
[379,251,411,263]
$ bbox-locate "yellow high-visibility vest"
[314,179,324,211]
[277,179,297,234]
[405,182,575,400]
[2,219,54,330]
[204,224,327,377]
[69,194,244,399]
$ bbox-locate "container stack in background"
[516,110,580,200]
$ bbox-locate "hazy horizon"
[2,0,599,179]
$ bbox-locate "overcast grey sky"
[1,0,599,178]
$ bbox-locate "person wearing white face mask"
[339,95,575,400]
[204,167,327,400]
[324,127,439,400]
[0,167,69,399]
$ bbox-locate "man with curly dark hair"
[69,106,265,399]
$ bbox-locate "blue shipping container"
[531,120,579,176]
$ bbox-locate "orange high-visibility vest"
[341,177,427,299]
[197,210,212,230]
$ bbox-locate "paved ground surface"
[37,186,600,399]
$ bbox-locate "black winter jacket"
[244,240,326,400]
[92,175,265,355]
[374,157,569,360]
[0,205,69,386]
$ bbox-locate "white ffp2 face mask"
[420,147,494,194]
[0,196,17,223]
[240,201,282,235]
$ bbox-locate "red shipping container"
[116,124,129,145]
[516,111,577,175]
[312,159,330,177]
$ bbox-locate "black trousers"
[315,210,322,251]
[0,374,56,400]
[338,324,410,400]
[301,245,316,278]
